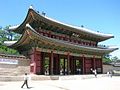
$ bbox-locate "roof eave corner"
[4,41,17,47]
[109,35,114,39]
[109,46,119,52]
[29,5,34,10]
[8,25,20,31]
[103,35,114,41]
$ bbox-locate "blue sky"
[0,0,120,58]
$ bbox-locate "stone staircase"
[0,65,30,81]
[0,68,17,76]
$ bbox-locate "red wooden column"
[70,56,76,74]
[57,54,60,75]
[49,51,54,75]
[72,56,76,74]
[36,51,42,74]
[53,54,60,75]
[79,57,83,74]
[78,60,81,74]
[70,56,74,74]
[41,52,45,75]
[101,58,103,73]
[74,59,77,74]
[67,53,70,75]
[29,48,42,74]
[63,57,66,75]
[93,56,96,70]
[82,55,85,74]
[29,52,36,74]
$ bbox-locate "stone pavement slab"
[0,76,120,90]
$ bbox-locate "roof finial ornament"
[37,11,39,13]
[29,5,33,9]
[42,11,46,16]
[81,25,84,28]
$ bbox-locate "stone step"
[0,75,59,81]
[0,74,107,81]
[0,66,30,76]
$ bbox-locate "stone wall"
[103,64,120,74]
[0,54,30,76]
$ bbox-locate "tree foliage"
[102,54,119,64]
[0,26,20,55]
[0,25,21,42]
[0,28,7,42]
[103,56,112,64]
[111,56,119,62]
[0,43,19,55]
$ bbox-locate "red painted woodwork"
[29,49,103,75]
[53,54,60,75]
[29,48,43,74]
[95,58,102,73]
[93,56,96,70]
[36,29,97,47]
[82,56,85,74]
[84,58,93,74]
[67,53,70,74]
[49,51,54,75]
[63,58,66,75]
[70,56,75,74]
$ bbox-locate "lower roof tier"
[5,24,118,56]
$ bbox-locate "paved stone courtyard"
[0,76,120,90]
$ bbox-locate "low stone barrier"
[0,76,23,81]
[0,74,108,81]
[0,75,59,81]
[113,70,120,76]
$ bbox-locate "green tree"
[102,55,112,64]
[0,28,8,42]
[111,56,119,62]
[13,33,21,41]
[0,43,19,55]
[4,25,15,41]
[0,25,20,55]
[0,25,21,42]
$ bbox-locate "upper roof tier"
[9,6,114,42]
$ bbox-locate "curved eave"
[9,9,33,34]
[4,41,17,46]
[9,8,114,42]
[8,30,31,49]
[9,24,118,54]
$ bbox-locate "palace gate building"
[6,6,118,75]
